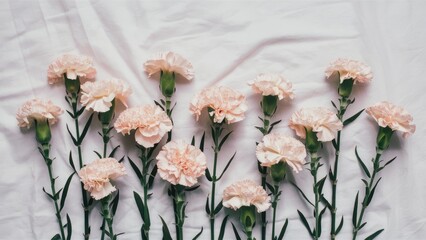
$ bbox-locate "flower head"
[223,180,271,213]
[80,78,132,113]
[78,158,126,200]
[144,51,194,81]
[366,101,415,138]
[248,73,294,100]
[156,140,207,187]
[289,107,343,142]
[16,98,63,128]
[325,58,372,84]
[114,105,172,148]
[47,53,96,84]
[190,86,247,124]
[256,133,306,173]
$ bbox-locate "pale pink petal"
[325,58,372,84]
[223,180,271,213]
[16,98,63,128]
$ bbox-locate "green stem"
[260,116,270,240]
[173,186,185,240]
[70,92,90,240]
[310,152,320,240]
[101,196,114,240]
[210,124,222,240]
[102,123,110,158]
[352,152,382,240]
[141,148,151,239]
[165,96,172,142]
[40,144,66,240]
[271,184,280,240]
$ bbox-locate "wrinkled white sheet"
[1,0,425,239]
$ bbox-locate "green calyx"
[376,126,394,151]
[305,128,320,153]
[240,205,256,231]
[338,78,354,98]
[160,70,176,98]
[262,95,279,117]
[64,75,81,94]
[35,120,51,145]
[99,99,116,125]
[270,161,286,183]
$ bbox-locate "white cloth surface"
[1,0,425,239]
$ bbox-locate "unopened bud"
[35,120,51,145]
[160,71,175,98]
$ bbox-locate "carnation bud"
[239,205,256,231]
[376,126,394,151]
[99,99,116,125]
[35,120,51,145]
[160,71,175,98]
[262,95,278,117]
[64,75,81,94]
[338,78,354,98]
[270,161,286,183]
[305,128,320,153]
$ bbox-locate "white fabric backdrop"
[1,0,425,239]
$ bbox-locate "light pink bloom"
[144,51,194,81]
[289,107,343,142]
[47,53,96,84]
[78,158,126,200]
[80,78,132,112]
[16,98,63,128]
[156,140,207,187]
[325,58,373,84]
[114,104,172,148]
[223,179,271,213]
[366,101,415,138]
[190,86,247,124]
[248,73,294,100]
[256,133,306,173]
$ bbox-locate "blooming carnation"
[256,133,306,173]
[114,104,172,148]
[47,53,96,84]
[144,51,194,81]
[190,86,247,124]
[366,101,415,138]
[78,158,126,200]
[325,58,373,84]
[16,98,63,128]
[289,107,343,142]
[223,179,271,213]
[248,73,294,100]
[80,78,132,112]
[156,140,207,187]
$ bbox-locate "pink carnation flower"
[366,101,415,138]
[289,107,343,142]
[78,158,126,200]
[190,86,248,124]
[80,78,132,112]
[256,133,306,173]
[16,98,63,128]
[144,51,194,81]
[47,53,96,84]
[156,140,207,187]
[248,73,294,100]
[325,58,373,84]
[223,179,271,213]
[114,104,172,148]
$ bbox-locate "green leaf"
[205,168,212,181]
[317,207,327,237]
[231,222,242,240]
[331,139,338,150]
[218,131,233,151]
[352,191,359,227]
[128,157,143,180]
[217,152,236,180]
[68,152,76,173]
[66,110,74,118]
[66,124,78,146]
[335,216,344,234]
[255,126,266,134]
[192,227,203,240]
[320,195,332,211]
[134,191,146,221]
[148,165,157,189]
[60,172,75,211]
[214,200,223,214]
[66,214,72,240]
[378,156,397,172]
[268,120,282,134]
[343,109,364,126]
[289,181,314,207]
[79,113,94,144]
[205,197,210,214]
[154,100,165,110]
[355,147,371,178]
[331,100,337,110]
[94,151,102,159]
[110,191,120,216]
[277,218,288,240]
[218,215,229,240]
[185,185,200,192]
[51,234,61,240]
[366,178,382,206]
[191,136,195,146]
[109,145,120,158]
[199,132,205,152]
[159,216,172,240]
[42,187,54,200]
[365,229,384,240]
[265,182,275,194]
[297,210,313,236]
[76,106,86,118]
[317,176,327,194]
